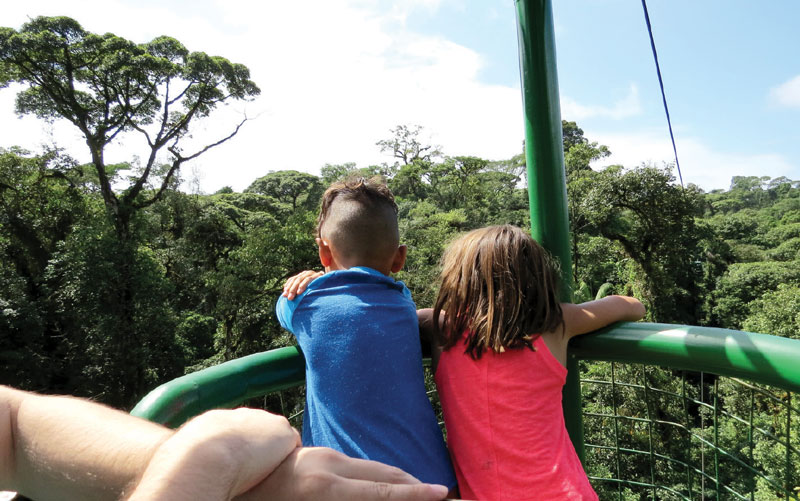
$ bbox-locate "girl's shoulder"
[539,330,569,368]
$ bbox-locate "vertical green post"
[514,0,584,462]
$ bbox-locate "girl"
[424,225,645,500]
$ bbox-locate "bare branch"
[132,114,250,209]
[177,115,248,163]
[167,80,195,106]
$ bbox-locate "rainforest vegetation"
[1,16,798,500]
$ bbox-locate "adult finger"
[327,477,449,501]
[307,449,420,485]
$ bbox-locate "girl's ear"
[317,238,333,267]
[390,245,408,273]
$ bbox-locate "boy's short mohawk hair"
[316,177,398,238]
[316,177,400,268]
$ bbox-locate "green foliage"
[396,201,469,307]
[742,284,800,338]
[562,120,610,175]
[245,170,324,211]
[574,164,705,322]
[319,162,393,185]
[0,15,260,239]
[46,211,185,406]
[1,16,262,405]
[710,262,800,329]
[0,147,87,392]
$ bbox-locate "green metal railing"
[132,346,304,428]
[132,323,800,499]
[572,323,800,500]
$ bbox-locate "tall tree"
[0,16,259,241]
[245,170,323,211]
[376,124,442,167]
[0,16,259,406]
[582,165,704,322]
[562,121,611,286]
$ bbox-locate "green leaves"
[245,170,324,211]
[1,15,260,225]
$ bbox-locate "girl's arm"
[417,308,446,373]
[561,295,645,340]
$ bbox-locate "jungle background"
[1,16,798,500]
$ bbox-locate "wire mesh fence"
[581,362,798,500]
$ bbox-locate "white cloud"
[1,0,525,192]
[561,84,641,121]
[590,129,799,191]
[770,75,800,108]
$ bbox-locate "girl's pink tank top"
[434,335,598,500]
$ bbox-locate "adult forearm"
[129,408,300,501]
[2,385,171,501]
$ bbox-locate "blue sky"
[1,0,798,192]
[552,1,800,189]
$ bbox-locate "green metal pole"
[514,0,584,462]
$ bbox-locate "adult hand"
[129,408,300,500]
[236,447,449,501]
[282,270,324,300]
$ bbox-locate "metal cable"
[641,0,684,187]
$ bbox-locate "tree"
[245,170,323,211]
[0,16,260,241]
[1,16,259,405]
[561,120,610,176]
[562,121,611,287]
[710,261,800,329]
[376,125,442,167]
[0,147,82,283]
[0,147,86,391]
[319,162,393,186]
[581,165,704,322]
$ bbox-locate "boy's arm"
[561,295,645,339]
[276,270,324,332]
[417,309,436,359]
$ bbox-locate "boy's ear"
[317,237,333,267]
[390,245,408,273]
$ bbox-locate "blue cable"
[641,0,684,187]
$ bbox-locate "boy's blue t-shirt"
[276,266,456,488]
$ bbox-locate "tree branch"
[132,115,250,209]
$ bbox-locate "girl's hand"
[562,295,646,339]
[282,271,324,300]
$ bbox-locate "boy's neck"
[324,262,392,276]
[317,238,405,277]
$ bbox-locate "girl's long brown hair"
[433,225,564,359]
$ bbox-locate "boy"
[275,178,456,490]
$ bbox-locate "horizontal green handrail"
[569,322,800,393]
[131,323,800,426]
[131,346,305,427]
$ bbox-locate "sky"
[1,0,799,193]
